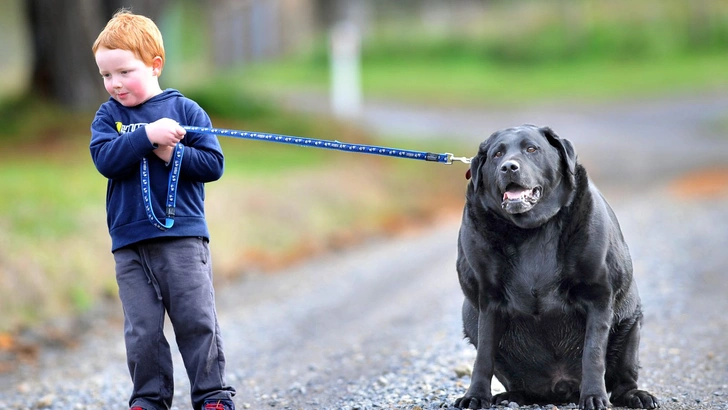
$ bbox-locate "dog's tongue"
[504,187,528,200]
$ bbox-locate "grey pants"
[114,237,236,410]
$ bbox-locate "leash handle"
[182,125,472,165]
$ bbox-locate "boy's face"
[95,46,162,107]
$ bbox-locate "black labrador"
[455,125,659,410]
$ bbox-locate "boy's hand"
[145,118,186,148]
[153,145,174,163]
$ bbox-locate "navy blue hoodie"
[90,89,224,251]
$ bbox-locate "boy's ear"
[152,56,164,76]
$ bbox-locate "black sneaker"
[203,399,235,410]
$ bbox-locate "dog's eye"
[494,151,503,158]
[527,146,537,153]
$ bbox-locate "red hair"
[92,9,165,74]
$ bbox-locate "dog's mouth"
[501,183,542,214]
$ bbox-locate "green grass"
[220,138,330,175]
[369,55,728,105]
[0,142,112,328]
[239,52,728,107]
[0,157,99,237]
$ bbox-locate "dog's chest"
[504,234,566,317]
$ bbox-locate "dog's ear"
[467,140,490,190]
[540,126,577,187]
[468,151,484,191]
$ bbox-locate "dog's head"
[467,125,577,229]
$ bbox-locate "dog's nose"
[500,160,520,173]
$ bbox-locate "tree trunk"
[25,0,168,111]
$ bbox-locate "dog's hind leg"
[461,299,479,346]
[607,315,660,409]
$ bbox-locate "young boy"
[90,10,236,410]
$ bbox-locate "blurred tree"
[25,0,167,111]
[314,0,338,28]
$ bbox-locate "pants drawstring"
[139,246,163,301]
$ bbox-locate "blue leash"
[141,143,184,231]
[143,126,471,231]
[182,125,472,165]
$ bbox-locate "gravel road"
[1,93,727,409]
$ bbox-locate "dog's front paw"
[580,392,609,410]
[454,393,493,409]
[612,389,660,409]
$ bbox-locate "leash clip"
[445,153,472,165]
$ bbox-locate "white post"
[329,21,362,119]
